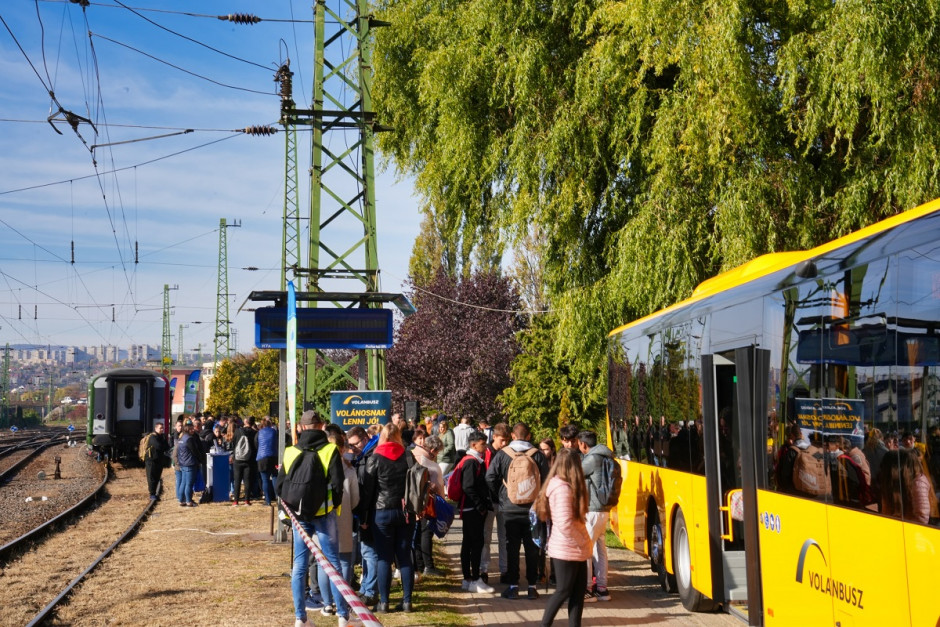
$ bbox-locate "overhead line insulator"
[243,126,278,136]
[219,13,261,25]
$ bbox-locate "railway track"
[0,430,81,481]
[0,460,155,626]
[0,442,103,549]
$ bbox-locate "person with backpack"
[458,431,494,593]
[275,410,347,627]
[412,433,445,577]
[360,422,417,613]
[534,447,592,627]
[480,422,510,585]
[141,421,169,500]
[792,431,831,498]
[231,416,258,506]
[578,430,618,603]
[485,422,550,600]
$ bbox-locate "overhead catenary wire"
[90,32,278,96]
[113,1,275,72]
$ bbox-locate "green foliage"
[499,314,605,439]
[374,0,940,418]
[206,349,280,417]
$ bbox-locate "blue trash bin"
[209,453,231,502]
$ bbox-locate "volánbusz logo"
[343,395,380,406]
[795,539,865,609]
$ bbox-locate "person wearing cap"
[277,410,348,627]
[436,415,457,476]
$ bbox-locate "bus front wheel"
[674,509,717,612]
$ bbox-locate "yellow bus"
[607,198,940,625]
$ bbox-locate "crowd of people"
[276,410,622,627]
[139,411,286,507]
[773,423,940,524]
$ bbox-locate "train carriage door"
[702,346,769,625]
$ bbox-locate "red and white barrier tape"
[280,499,383,627]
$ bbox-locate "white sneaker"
[294,619,310,627]
[469,579,495,593]
[461,579,471,590]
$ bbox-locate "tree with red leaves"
[387,271,522,421]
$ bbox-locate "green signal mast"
[214,218,240,368]
[277,0,389,409]
[161,284,177,378]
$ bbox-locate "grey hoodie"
[582,444,616,512]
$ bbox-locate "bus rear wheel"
[649,509,677,593]
[674,508,717,612]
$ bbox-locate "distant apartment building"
[8,344,159,365]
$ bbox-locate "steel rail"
[0,436,67,483]
[24,480,161,627]
[0,460,109,565]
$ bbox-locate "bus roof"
[608,196,940,337]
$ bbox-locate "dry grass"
[0,459,147,626]
[52,494,476,627]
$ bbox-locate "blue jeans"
[374,508,416,604]
[180,466,196,504]
[291,511,344,621]
[318,551,352,619]
[259,469,276,505]
[359,535,378,597]
[174,468,183,502]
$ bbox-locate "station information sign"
[254,307,393,350]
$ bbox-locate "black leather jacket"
[361,441,409,516]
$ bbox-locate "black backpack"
[594,456,622,510]
[279,448,330,520]
[404,453,431,519]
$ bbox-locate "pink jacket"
[545,476,592,562]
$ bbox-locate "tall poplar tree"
[373,0,940,398]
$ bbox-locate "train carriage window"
[123,384,135,410]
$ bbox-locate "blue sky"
[0,1,422,354]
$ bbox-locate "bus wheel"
[649,510,677,593]
[674,509,716,612]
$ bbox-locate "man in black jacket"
[276,410,346,627]
[485,422,550,600]
[142,422,169,500]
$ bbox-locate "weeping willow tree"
[373,0,940,413]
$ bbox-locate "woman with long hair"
[360,422,417,613]
[539,438,557,467]
[879,448,930,524]
[535,447,592,627]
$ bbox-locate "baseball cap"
[184,419,193,426]
[435,414,448,424]
[300,410,320,426]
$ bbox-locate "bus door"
[702,346,769,626]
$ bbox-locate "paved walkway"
[433,517,740,626]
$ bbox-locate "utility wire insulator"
[243,126,278,136]
[219,13,261,25]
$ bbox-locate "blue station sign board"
[330,390,392,430]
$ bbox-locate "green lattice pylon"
[161,284,173,378]
[280,0,388,412]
